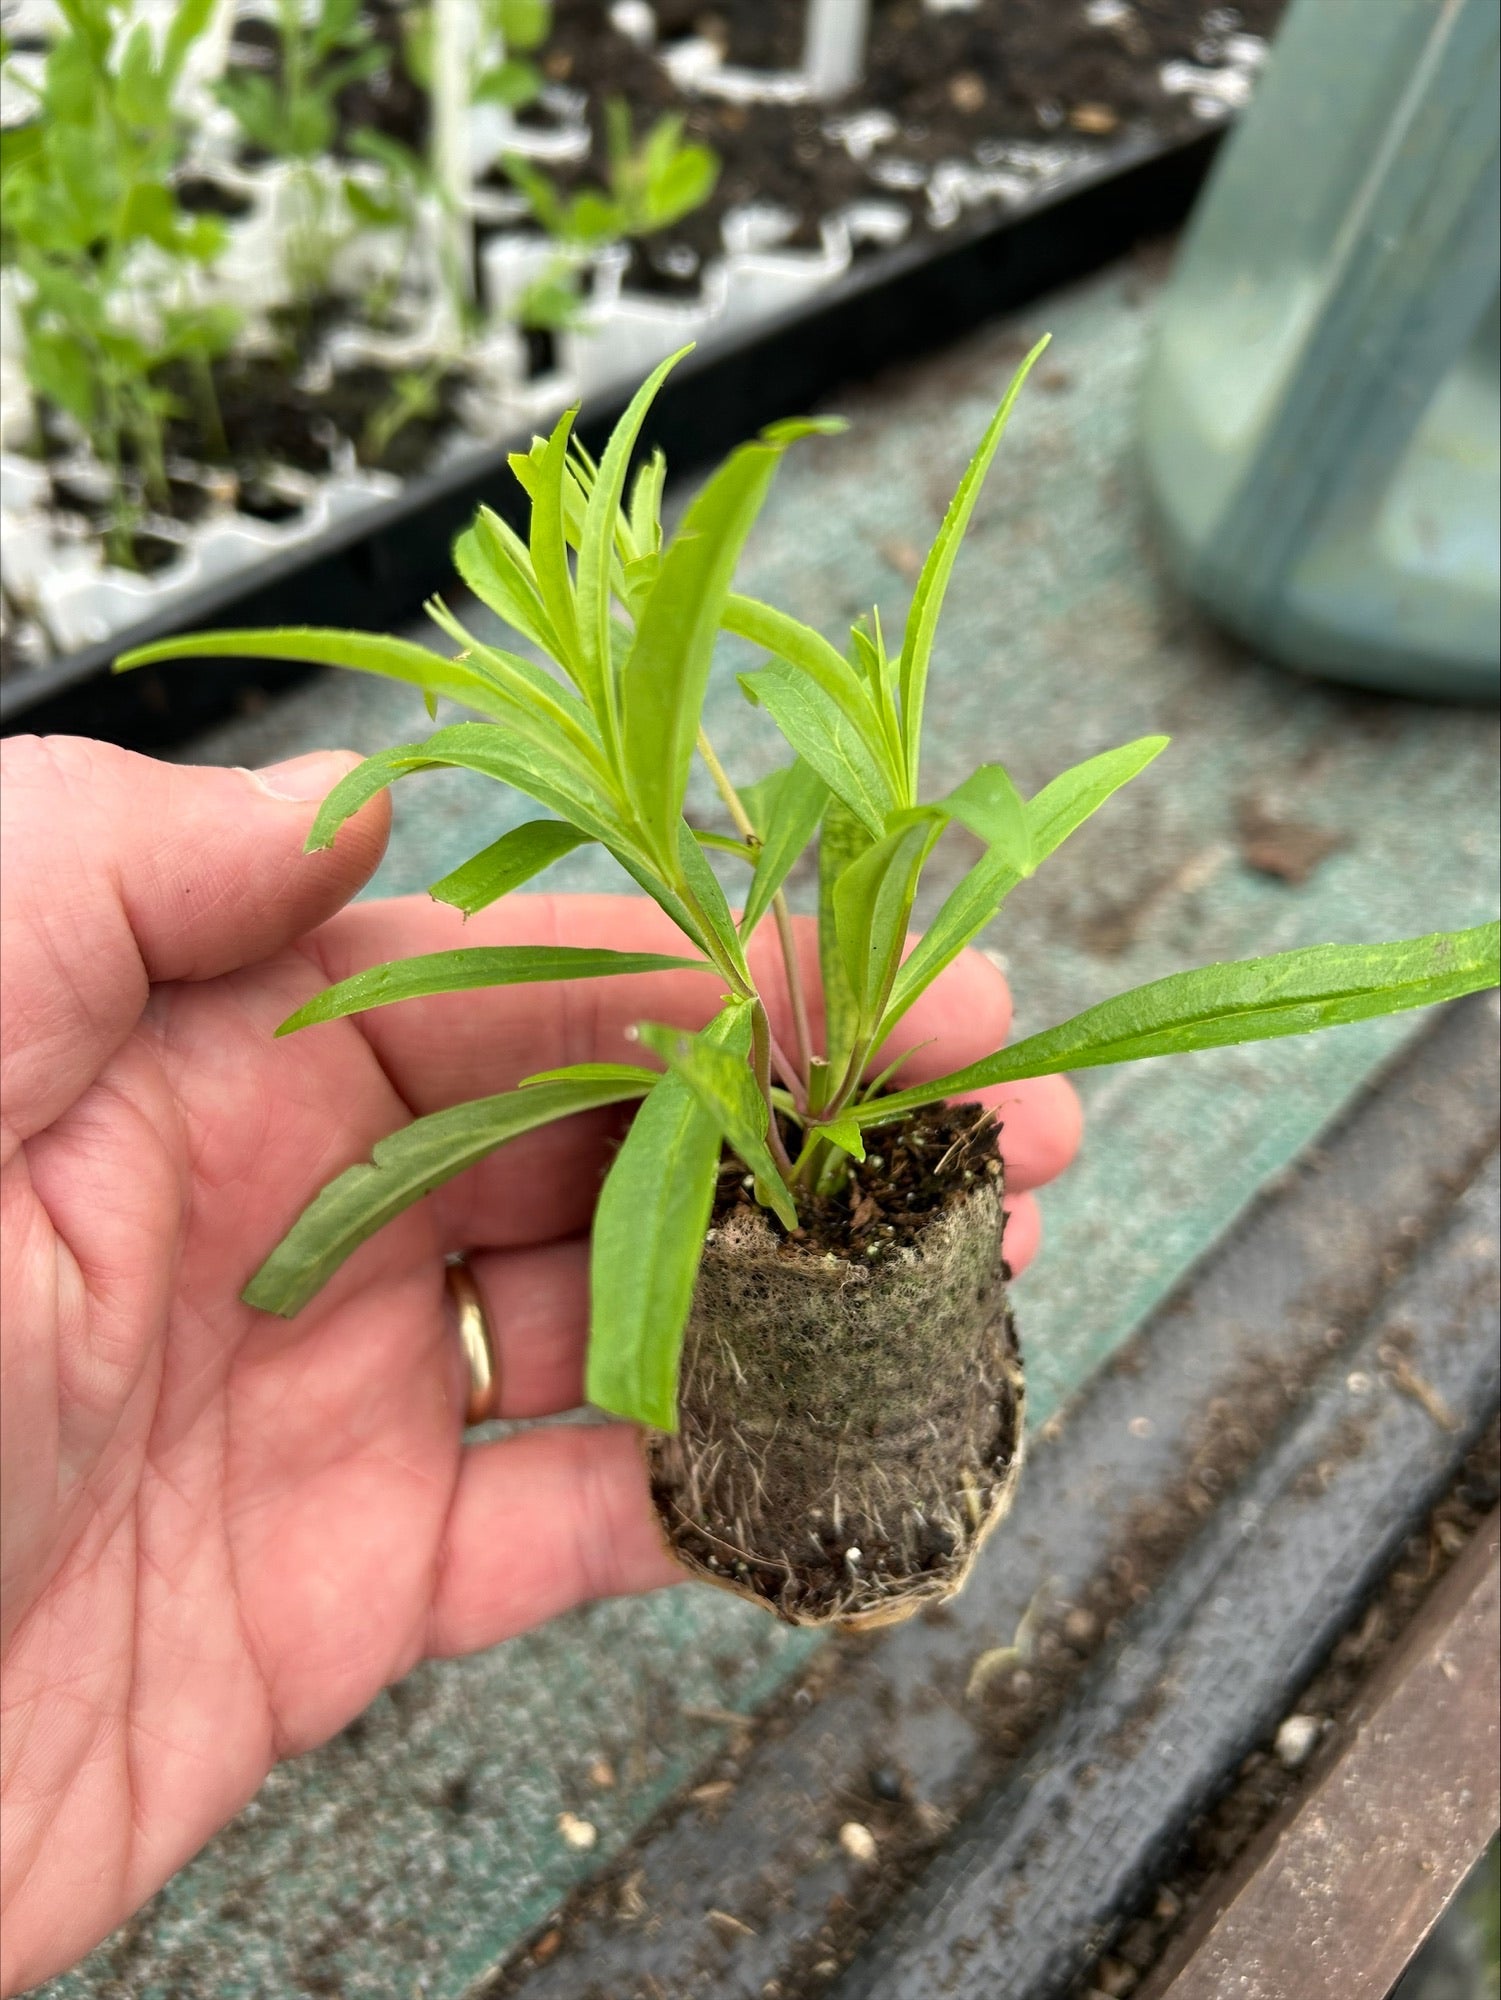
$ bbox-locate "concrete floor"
[43,254,1501,2000]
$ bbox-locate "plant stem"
[697,725,757,839]
[768,1028,808,1111]
[773,896,815,1079]
[751,1000,796,1178]
[697,726,815,1090]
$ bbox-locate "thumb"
[1,736,389,1142]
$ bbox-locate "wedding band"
[447,1258,498,1425]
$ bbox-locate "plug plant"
[215,0,386,308]
[1,0,240,565]
[120,346,1501,1626]
[505,99,719,328]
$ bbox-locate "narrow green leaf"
[578,348,688,708]
[422,595,604,759]
[304,724,622,854]
[521,1063,662,1089]
[428,820,595,916]
[114,626,514,720]
[898,335,1050,791]
[1025,734,1171,860]
[585,1007,750,1430]
[620,434,791,866]
[452,507,558,658]
[628,447,667,556]
[741,759,829,940]
[610,848,719,964]
[938,763,1031,875]
[635,1015,798,1229]
[304,745,430,851]
[741,662,894,838]
[860,923,1501,1124]
[245,1075,655,1318]
[819,1114,866,1162]
[833,817,935,1020]
[881,735,1170,1031]
[524,406,587,687]
[678,821,750,978]
[819,799,871,1074]
[279,946,712,1033]
[724,593,898,795]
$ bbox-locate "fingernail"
[246,750,359,803]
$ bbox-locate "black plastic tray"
[1,131,1218,752]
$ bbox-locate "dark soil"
[175,175,255,219]
[656,1102,1021,1626]
[160,341,466,482]
[527,0,1287,275]
[712,1098,1001,1261]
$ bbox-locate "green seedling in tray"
[2,0,240,566]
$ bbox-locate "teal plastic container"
[1143,0,1499,701]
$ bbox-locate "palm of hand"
[0,739,1078,1996]
[3,944,468,1975]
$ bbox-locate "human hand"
[0,735,1080,1993]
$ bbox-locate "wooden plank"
[1149,1518,1500,2000]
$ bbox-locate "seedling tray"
[0,128,1218,751]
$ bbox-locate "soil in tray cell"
[536,0,1286,270]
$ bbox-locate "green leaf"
[740,759,829,940]
[635,1014,798,1229]
[740,661,894,839]
[428,820,594,915]
[860,923,1501,1124]
[677,820,749,977]
[244,1074,653,1318]
[881,735,1170,1031]
[278,946,710,1033]
[723,593,898,798]
[113,627,512,721]
[578,348,689,725]
[818,799,870,1075]
[452,507,558,658]
[1025,734,1171,860]
[620,432,792,867]
[420,595,603,761]
[819,1114,866,1162]
[304,725,620,854]
[938,763,1031,875]
[833,816,935,1021]
[500,0,551,51]
[628,447,667,556]
[523,406,587,688]
[161,0,217,86]
[521,1063,661,1089]
[585,1009,749,1430]
[897,335,1050,791]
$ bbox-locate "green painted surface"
[44,259,1500,1999]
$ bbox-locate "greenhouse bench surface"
[41,256,1501,2000]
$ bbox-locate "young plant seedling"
[119,346,1501,1627]
[2,0,241,565]
[505,100,719,329]
[215,0,386,310]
